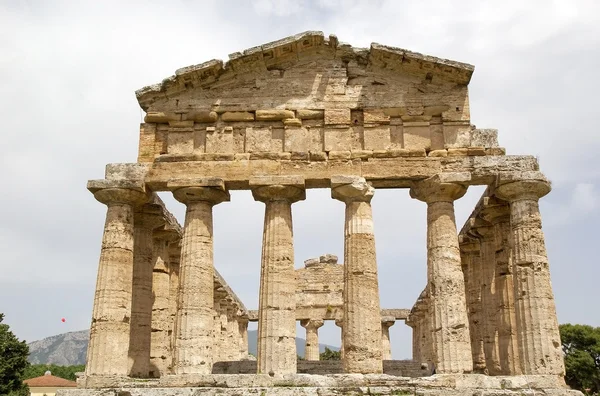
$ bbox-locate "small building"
[24,371,76,396]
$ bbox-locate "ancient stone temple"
[61,32,580,395]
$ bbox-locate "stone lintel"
[167,177,227,191]
[245,308,410,322]
[87,179,145,194]
[249,175,305,189]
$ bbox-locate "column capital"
[466,217,494,241]
[168,178,230,205]
[410,174,469,203]
[153,226,180,243]
[458,234,480,254]
[300,319,324,330]
[479,198,511,225]
[90,183,148,207]
[250,176,306,203]
[494,171,551,202]
[331,175,374,203]
[334,318,343,328]
[381,316,396,329]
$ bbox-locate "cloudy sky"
[1,0,599,360]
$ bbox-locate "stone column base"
[64,374,580,396]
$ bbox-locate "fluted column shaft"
[480,202,522,375]
[238,318,249,358]
[130,212,164,378]
[171,184,229,375]
[411,178,473,374]
[381,318,395,360]
[471,225,501,375]
[86,187,147,376]
[496,179,564,375]
[460,238,486,372]
[149,229,177,378]
[335,319,345,361]
[252,180,305,375]
[168,242,180,373]
[332,175,382,374]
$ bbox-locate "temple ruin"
[63,32,580,395]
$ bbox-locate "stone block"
[443,122,472,148]
[309,151,327,161]
[319,254,338,264]
[363,109,390,124]
[249,175,305,188]
[297,109,324,120]
[324,127,353,151]
[245,127,272,152]
[138,123,157,162]
[284,127,310,152]
[167,128,194,155]
[256,109,295,121]
[390,124,403,149]
[364,126,391,150]
[350,150,373,160]
[328,151,351,160]
[206,127,234,153]
[485,147,506,156]
[471,128,499,148]
[283,118,302,127]
[403,122,431,150]
[429,149,448,157]
[221,111,254,122]
[325,109,351,125]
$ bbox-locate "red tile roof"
[24,374,77,387]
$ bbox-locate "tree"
[0,313,30,395]
[560,324,600,394]
[320,347,341,361]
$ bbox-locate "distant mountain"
[28,329,339,366]
[28,330,88,366]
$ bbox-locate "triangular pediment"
[135,31,474,120]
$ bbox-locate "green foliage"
[23,364,85,381]
[560,323,600,394]
[319,347,341,361]
[0,313,30,395]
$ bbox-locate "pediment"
[135,31,474,121]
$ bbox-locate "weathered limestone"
[459,235,486,373]
[332,175,383,374]
[479,200,521,375]
[300,319,324,361]
[149,227,178,378]
[381,316,395,360]
[129,209,165,378]
[237,317,249,358]
[410,175,473,374]
[469,220,500,375]
[334,318,345,361]
[169,179,230,375]
[83,32,574,394]
[85,186,148,376]
[495,174,564,376]
[251,176,305,375]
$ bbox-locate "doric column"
[480,199,522,375]
[129,206,165,378]
[212,298,226,362]
[410,175,473,374]
[420,294,433,365]
[495,174,564,375]
[169,179,230,375]
[251,176,305,375]
[459,234,486,373]
[85,184,148,376]
[226,305,240,361]
[332,175,383,374]
[149,227,178,378]
[238,317,249,359]
[469,221,501,375]
[335,318,345,361]
[300,319,324,361]
[381,317,395,360]
[167,239,181,373]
